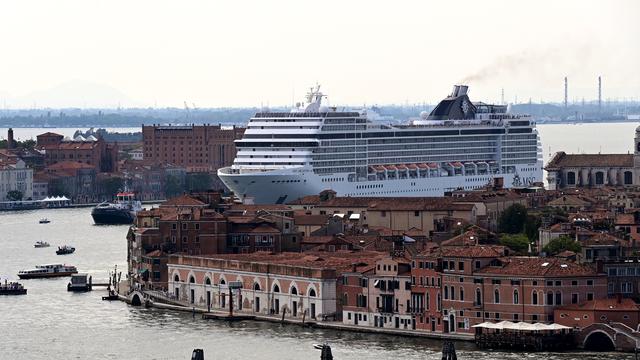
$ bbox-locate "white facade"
[168,259,337,320]
[0,160,33,201]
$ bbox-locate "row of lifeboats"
[368,161,496,174]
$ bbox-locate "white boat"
[218,85,543,204]
[17,264,78,279]
[34,241,50,248]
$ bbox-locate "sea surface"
[0,208,635,359]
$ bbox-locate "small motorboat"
[39,218,51,224]
[0,280,27,295]
[56,245,76,255]
[34,241,50,248]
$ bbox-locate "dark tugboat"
[67,273,92,292]
[91,191,142,225]
[56,245,75,255]
[0,280,27,295]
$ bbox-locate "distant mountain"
[9,80,139,108]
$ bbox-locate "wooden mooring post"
[442,340,457,360]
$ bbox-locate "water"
[0,127,140,141]
[0,208,634,359]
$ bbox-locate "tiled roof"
[440,245,507,258]
[287,195,321,205]
[230,204,292,212]
[558,298,640,312]
[294,214,330,226]
[56,142,99,150]
[476,257,599,277]
[46,161,95,171]
[581,232,628,247]
[546,151,633,169]
[37,132,64,137]
[547,195,591,207]
[246,223,280,234]
[616,213,636,225]
[161,194,207,207]
[368,198,475,211]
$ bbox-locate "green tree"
[164,174,182,198]
[543,235,581,255]
[99,177,124,198]
[499,233,531,254]
[523,215,541,242]
[6,190,23,201]
[498,203,528,234]
[186,172,212,192]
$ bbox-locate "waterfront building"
[167,251,383,319]
[545,126,640,190]
[43,161,96,203]
[0,158,33,201]
[142,124,244,173]
[554,298,640,330]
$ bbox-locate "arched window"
[532,291,538,305]
[309,289,316,297]
[494,289,500,304]
[513,289,519,305]
[220,279,226,285]
[291,286,298,295]
[273,284,280,293]
[555,291,562,305]
[189,276,195,284]
[625,171,633,185]
[547,291,554,305]
[459,287,464,302]
[567,172,576,185]
[254,283,261,291]
[174,274,180,282]
[205,277,211,285]
[444,286,449,299]
[475,288,482,305]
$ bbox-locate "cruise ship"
[218,85,543,204]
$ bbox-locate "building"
[37,132,118,173]
[142,124,244,173]
[545,126,640,190]
[0,159,33,201]
[167,251,382,319]
[554,297,640,330]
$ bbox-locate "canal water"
[0,208,634,359]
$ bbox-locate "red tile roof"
[161,194,207,207]
[546,152,633,168]
[558,298,640,312]
[294,214,330,226]
[476,257,599,277]
[440,245,507,258]
[46,161,95,171]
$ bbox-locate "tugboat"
[56,245,75,255]
[0,280,27,295]
[39,218,50,224]
[67,273,92,292]
[91,191,142,225]
[34,241,50,248]
[17,264,78,279]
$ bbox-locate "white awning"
[473,321,571,331]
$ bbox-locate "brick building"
[37,132,117,173]
[142,124,244,172]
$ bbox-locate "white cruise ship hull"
[219,163,542,204]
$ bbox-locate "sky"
[0,0,638,108]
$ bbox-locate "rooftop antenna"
[501,88,504,105]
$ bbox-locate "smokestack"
[564,77,568,108]
[598,76,602,113]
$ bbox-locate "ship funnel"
[451,85,468,97]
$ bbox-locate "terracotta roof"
[37,132,64,137]
[558,298,640,312]
[46,161,95,171]
[56,142,99,150]
[247,223,280,234]
[547,195,591,207]
[287,194,321,205]
[546,151,633,169]
[161,194,207,207]
[616,213,636,225]
[581,232,628,247]
[476,257,599,277]
[555,250,577,258]
[294,214,330,226]
[440,245,507,258]
[230,204,292,212]
[367,198,475,211]
[143,249,166,257]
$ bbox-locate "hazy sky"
[0,0,638,108]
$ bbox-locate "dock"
[202,313,255,322]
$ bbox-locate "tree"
[186,172,212,192]
[523,215,541,242]
[498,204,528,234]
[499,233,531,255]
[164,174,182,198]
[6,190,23,201]
[543,235,582,255]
